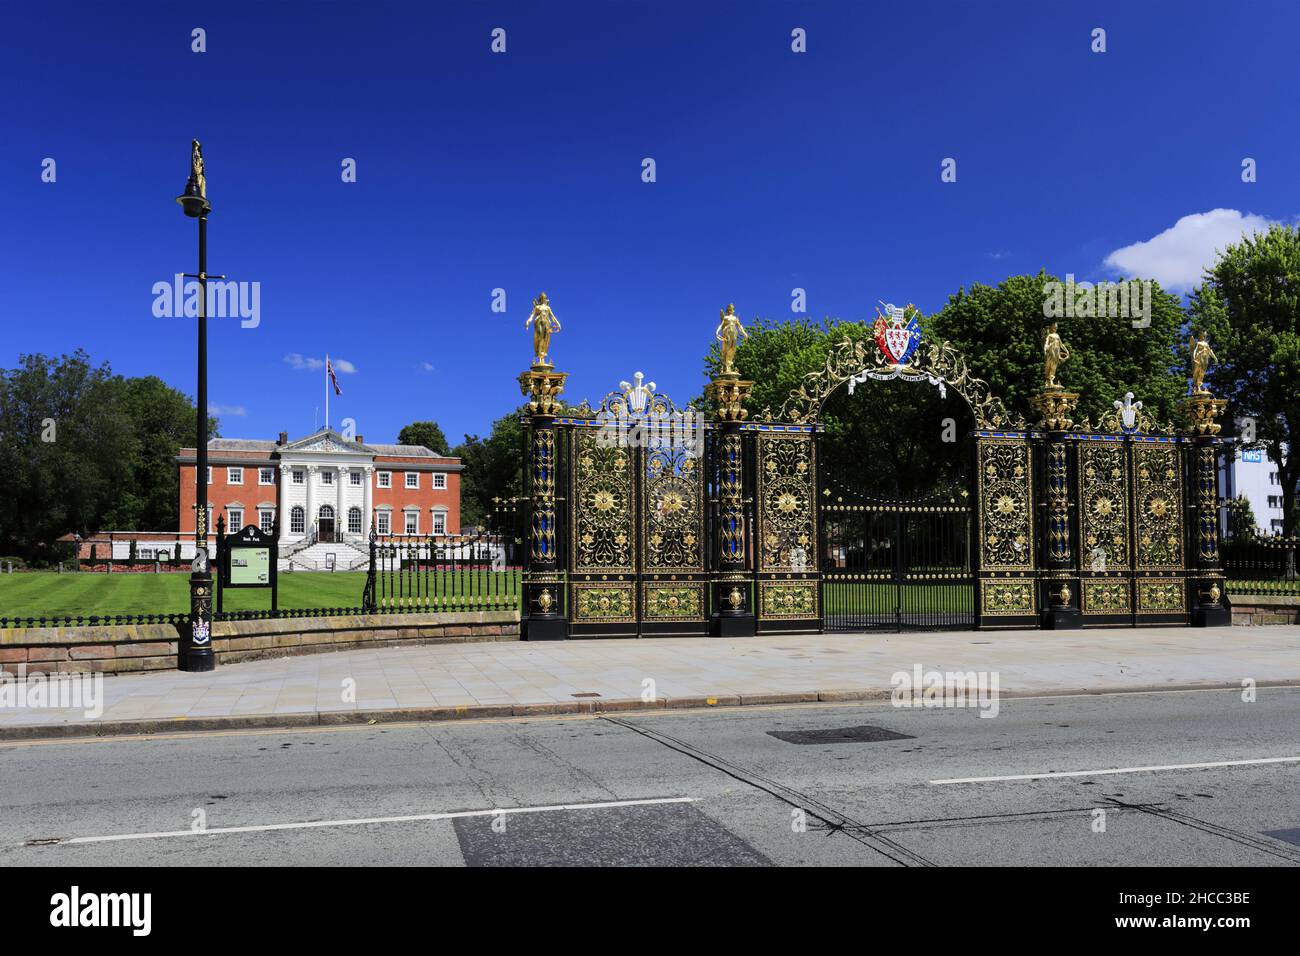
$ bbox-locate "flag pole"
[325,353,329,431]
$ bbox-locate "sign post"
[218,520,280,616]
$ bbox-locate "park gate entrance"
[820,484,975,631]
[514,300,1231,639]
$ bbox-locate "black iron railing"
[0,523,525,628]
[1224,536,1299,594]
[362,531,522,613]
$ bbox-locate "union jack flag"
[326,356,342,396]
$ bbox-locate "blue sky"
[3,1,1297,446]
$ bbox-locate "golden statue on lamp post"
[1043,322,1069,389]
[1189,330,1217,395]
[1031,323,1078,431]
[525,292,561,368]
[715,303,749,378]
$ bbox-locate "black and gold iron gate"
[565,409,711,637]
[821,485,975,631]
[514,295,1231,639]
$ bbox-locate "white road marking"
[930,755,1300,785]
[35,797,697,846]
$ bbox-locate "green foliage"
[928,272,1185,426]
[705,316,971,496]
[703,273,1186,497]
[396,420,451,455]
[0,351,206,563]
[453,408,525,528]
[1226,494,1261,541]
[1188,223,1300,537]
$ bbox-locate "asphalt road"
[2,687,1299,866]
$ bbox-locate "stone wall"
[1229,594,1300,626]
[0,610,520,674]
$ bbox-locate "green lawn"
[821,582,974,615]
[0,570,520,619]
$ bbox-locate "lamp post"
[177,140,215,671]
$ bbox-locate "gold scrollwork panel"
[643,441,704,573]
[1082,579,1131,615]
[571,583,636,624]
[1136,577,1185,612]
[642,583,706,622]
[1077,443,1129,569]
[759,581,819,619]
[571,430,635,573]
[981,578,1036,616]
[756,434,817,572]
[977,439,1034,571]
[1133,445,1184,570]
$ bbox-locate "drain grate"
[767,725,914,745]
[571,692,602,698]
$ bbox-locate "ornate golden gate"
[513,296,1231,639]
[563,385,712,637]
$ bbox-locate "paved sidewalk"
[2,626,1298,738]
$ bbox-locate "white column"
[305,465,317,539]
[336,465,347,535]
[363,466,374,538]
[279,464,291,543]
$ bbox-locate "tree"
[101,375,211,532]
[703,316,972,496]
[1187,223,1300,538]
[0,351,131,562]
[0,351,210,562]
[703,274,1186,497]
[1225,494,1261,542]
[927,272,1186,427]
[397,420,451,455]
[453,409,524,528]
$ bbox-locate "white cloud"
[283,353,323,371]
[1103,208,1276,292]
[283,353,356,373]
[208,403,247,417]
[420,361,436,372]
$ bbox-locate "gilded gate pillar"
[1180,392,1230,626]
[519,363,568,640]
[1031,387,1082,629]
[706,373,756,637]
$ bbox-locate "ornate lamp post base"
[185,571,216,670]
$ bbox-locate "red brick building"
[175,428,462,568]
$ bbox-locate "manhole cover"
[1262,827,1300,847]
[767,725,914,745]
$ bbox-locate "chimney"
[277,431,288,445]
[356,434,364,444]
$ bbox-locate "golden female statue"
[715,303,749,376]
[191,139,206,199]
[1043,322,1069,388]
[1190,331,1217,394]
[525,292,561,366]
